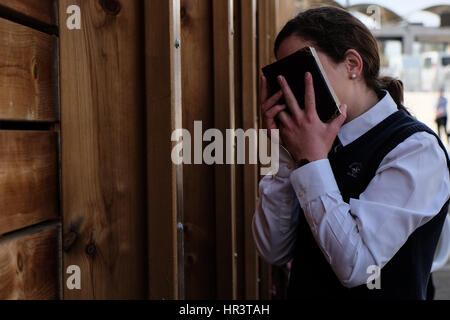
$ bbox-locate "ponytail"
[369,76,411,115]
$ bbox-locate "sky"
[335,0,450,26]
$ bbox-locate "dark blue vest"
[287,109,450,300]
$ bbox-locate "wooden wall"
[147,0,297,300]
[180,0,217,300]
[0,0,297,300]
[0,0,60,300]
[146,0,182,300]
[59,0,147,299]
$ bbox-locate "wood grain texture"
[0,17,58,121]
[0,224,59,300]
[0,131,59,235]
[256,0,279,300]
[146,0,182,300]
[240,0,259,300]
[213,0,237,300]
[59,0,146,299]
[276,0,296,32]
[180,0,217,300]
[0,0,56,25]
[233,0,246,299]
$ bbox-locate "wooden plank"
[257,0,279,300]
[241,0,259,300]
[258,0,278,74]
[146,0,182,300]
[233,0,245,299]
[59,0,147,299]
[0,131,59,235]
[0,0,56,26]
[276,0,296,32]
[213,0,237,300]
[180,0,216,299]
[0,224,59,300]
[0,17,58,121]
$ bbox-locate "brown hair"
[274,6,409,114]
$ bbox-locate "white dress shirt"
[252,91,450,288]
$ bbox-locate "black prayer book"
[262,46,341,122]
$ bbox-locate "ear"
[344,49,363,79]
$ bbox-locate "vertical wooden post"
[180,0,217,299]
[256,0,277,300]
[241,0,259,300]
[258,0,278,73]
[146,0,183,300]
[213,0,237,300]
[276,0,297,31]
[59,0,147,299]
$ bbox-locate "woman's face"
[275,35,351,106]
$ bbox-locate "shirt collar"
[338,90,398,147]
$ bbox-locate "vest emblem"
[347,162,362,178]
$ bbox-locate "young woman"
[252,6,450,299]
[435,87,449,141]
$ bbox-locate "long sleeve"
[252,146,300,266]
[289,131,450,288]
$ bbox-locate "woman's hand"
[260,75,287,145]
[276,72,347,164]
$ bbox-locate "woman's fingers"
[265,104,287,120]
[262,104,286,133]
[277,110,294,129]
[260,75,282,112]
[329,104,347,132]
[277,76,302,119]
[304,72,318,119]
[260,75,268,104]
[261,90,283,113]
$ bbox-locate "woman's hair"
[274,6,409,114]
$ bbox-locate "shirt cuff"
[276,145,297,178]
[289,158,340,205]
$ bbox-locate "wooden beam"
[233,0,245,299]
[241,0,259,300]
[258,0,278,73]
[0,17,58,121]
[276,0,296,32]
[213,0,237,300]
[146,0,183,300]
[0,0,56,26]
[0,131,59,235]
[0,223,60,299]
[257,0,280,300]
[59,0,147,299]
[180,0,216,299]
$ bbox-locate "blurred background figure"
[436,87,449,141]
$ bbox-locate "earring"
[351,74,357,79]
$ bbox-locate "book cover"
[262,46,341,122]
